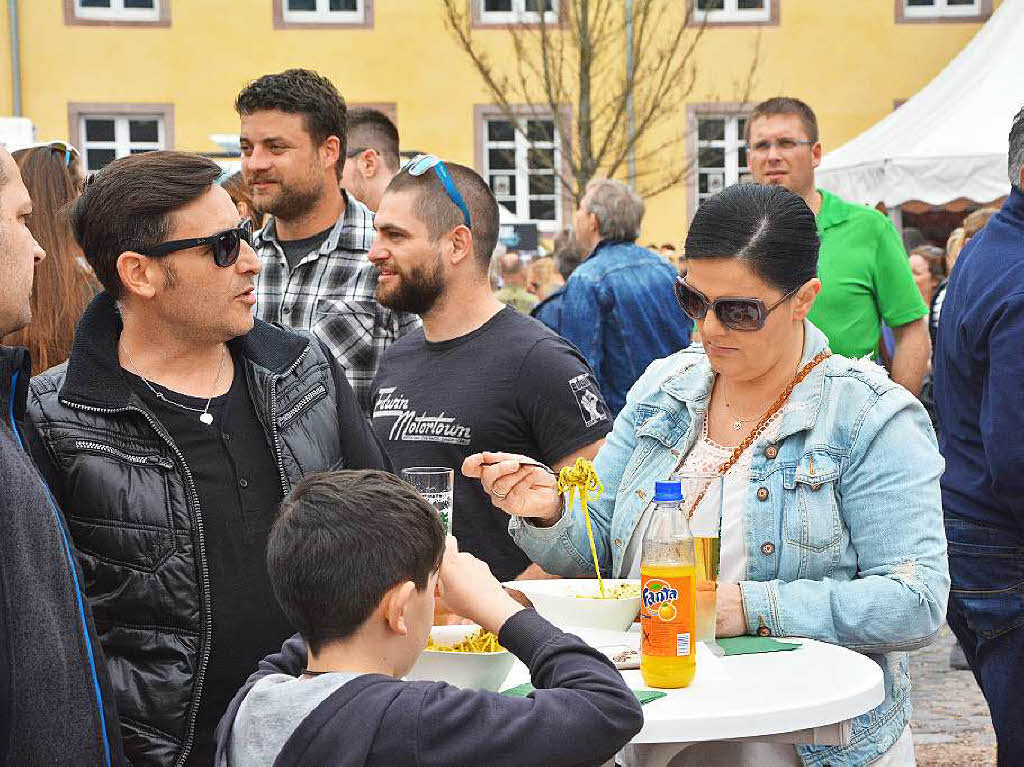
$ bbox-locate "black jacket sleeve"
[374,610,643,766]
[316,338,393,473]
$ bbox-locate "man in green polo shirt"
[745,97,930,395]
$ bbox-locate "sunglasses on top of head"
[139,219,253,268]
[405,153,472,230]
[674,273,801,332]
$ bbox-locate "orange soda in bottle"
[640,480,697,689]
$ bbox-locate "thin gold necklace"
[719,363,799,432]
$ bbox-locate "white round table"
[502,626,885,767]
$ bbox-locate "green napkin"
[717,637,801,656]
[503,683,667,705]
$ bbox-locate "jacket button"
[282,306,291,314]
[761,542,775,556]
[614,538,623,548]
[765,445,779,459]
[239,478,249,488]
[756,487,769,501]
[757,626,772,637]
[810,483,822,491]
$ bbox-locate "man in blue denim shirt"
[934,105,1024,766]
[559,179,692,415]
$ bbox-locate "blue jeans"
[944,515,1024,766]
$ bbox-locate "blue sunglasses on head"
[406,154,472,230]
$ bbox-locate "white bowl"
[505,579,641,632]
[406,624,515,691]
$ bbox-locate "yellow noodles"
[575,583,640,600]
[425,628,504,653]
[557,458,606,597]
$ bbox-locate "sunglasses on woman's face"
[140,219,253,268]
[674,274,801,331]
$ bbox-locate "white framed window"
[693,0,771,24]
[902,0,980,18]
[484,116,561,227]
[80,115,164,172]
[480,0,558,24]
[74,0,160,22]
[695,114,750,208]
[282,0,365,23]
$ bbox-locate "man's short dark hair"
[746,97,819,144]
[266,470,446,654]
[235,68,347,180]
[348,108,400,171]
[385,161,499,269]
[68,151,222,300]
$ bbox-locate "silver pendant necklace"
[121,344,228,426]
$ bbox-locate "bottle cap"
[654,480,682,502]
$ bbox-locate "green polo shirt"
[808,188,928,359]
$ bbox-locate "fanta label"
[640,571,695,658]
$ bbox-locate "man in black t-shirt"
[369,158,611,581]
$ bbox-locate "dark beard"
[376,259,445,316]
[263,183,323,222]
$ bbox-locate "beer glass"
[673,472,723,649]
[401,467,454,535]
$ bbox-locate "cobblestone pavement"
[910,623,996,765]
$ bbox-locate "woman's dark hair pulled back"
[684,183,819,294]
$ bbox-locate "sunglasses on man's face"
[674,274,801,331]
[140,219,253,268]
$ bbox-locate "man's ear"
[448,226,474,267]
[117,252,163,299]
[322,135,342,175]
[381,580,417,636]
[811,141,823,169]
[361,149,381,180]
[793,277,821,321]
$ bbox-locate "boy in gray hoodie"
[216,469,642,766]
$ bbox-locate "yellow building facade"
[0,0,1001,243]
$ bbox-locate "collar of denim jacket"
[658,319,830,441]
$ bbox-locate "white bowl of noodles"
[406,623,515,691]
[505,579,641,632]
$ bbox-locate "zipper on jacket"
[73,440,174,469]
[11,374,113,767]
[61,398,211,766]
[266,344,312,499]
[277,382,327,429]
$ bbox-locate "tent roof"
[817,0,1024,207]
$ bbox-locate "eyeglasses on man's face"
[749,138,815,154]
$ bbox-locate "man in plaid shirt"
[237,69,417,414]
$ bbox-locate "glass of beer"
[402,467,456,625]
[401,467,454,535]
[673,472,723,651]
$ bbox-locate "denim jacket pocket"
[782,451,842,571]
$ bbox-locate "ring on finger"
[493,489,508,500]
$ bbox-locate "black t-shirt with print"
[370,307,612,581]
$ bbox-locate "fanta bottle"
[640,481,697,689]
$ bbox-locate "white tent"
[817,0,1024,208]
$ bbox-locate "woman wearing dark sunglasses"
[466,183,947,766]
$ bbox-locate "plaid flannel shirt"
[253,191,420,414]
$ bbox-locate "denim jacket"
[559,240,693,416]
[512,321,949,766]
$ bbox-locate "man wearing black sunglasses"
[746,96,930,396]
[22,151,390,766]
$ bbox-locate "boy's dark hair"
[235,68,347,180]
[685,183,819,294]
[266,470,446,654]
[745,97,819,145]
[347,108,400,171]
[68,151,221,299]
[385,161,499,270]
